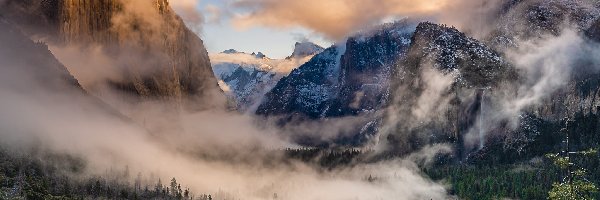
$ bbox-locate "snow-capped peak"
[289,42,325,58]
[222,49,240,54]
[252,52,267,59]
[352,19,417,43]
[211,44,318,112]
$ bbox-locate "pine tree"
[547,119,599,200]
[155,178,163,195]
[177,184,183,199]
[170,177,178,197]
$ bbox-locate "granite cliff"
[0,0,221,108]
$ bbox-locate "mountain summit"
[288,42,325,59]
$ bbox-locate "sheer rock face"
[257,21,415,119]
[485,0,600,121]
[1,0,221,107]
[586,18,600,42]
[404,22,516,88]
[383,22,517,155]
[390,21,600,158]
[255,21,416,145]
[327,23,414,118]
[256,46,342,118]
[488,0,600,50]
[534,76,600,120]
[0,17,81,91]
[0,16,131,126]
[288,42,324,59]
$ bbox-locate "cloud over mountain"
[230,0,503,40]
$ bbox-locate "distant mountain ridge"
[211,42,323,112]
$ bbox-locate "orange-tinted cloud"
[232,0,452,40]
[170,0,204,25]
[168,0,205,34]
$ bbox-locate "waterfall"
[479,90,485,150]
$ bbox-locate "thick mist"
[0,3,452,200]
[0,29,453,200]
[4,0,600,199]
[0,40,450,200]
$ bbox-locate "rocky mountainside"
[0,0,221,108]
[586,18,600,41]
[244,0,600,151]
[0,16,129,118]
[485,0,600,120]
[0,17,81,92]
[405,22,516,87]
[0,16,132,118]
[385,17,600,159]
[488,0,600,50]
[287,42,325,59]
[381,0,600,160]
[257,21,415,118]
[255,20,416,145]
[256,46,342,117]
[383,22,517,155]
[211,44,322,112]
